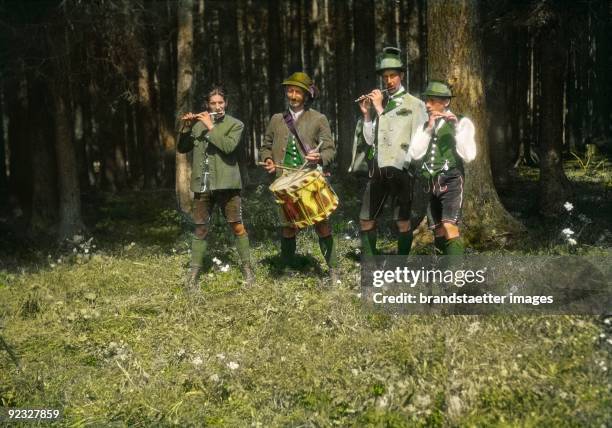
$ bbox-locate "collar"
[388,86,406,99]
[289,108,304,121]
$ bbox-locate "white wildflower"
[212,257,222,266]
[216,353,226,360]
[227,361,239,370]
[600,333,606,339]
[209,374,220,383]
[192,356,203,366]
[607,338,612,345]
[344,235,351,240]
[220,264,230,272]
[567,238,577,246]
[604,318,611,325]
[84,248,89,254]
[563,201,574,212]
[562,228,574,236]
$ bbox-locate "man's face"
[381,70,403,94]
[425,96,450,114]
[208,94,226,116]
[285,85,306,111]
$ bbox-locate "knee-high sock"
[444,237,464,255]
[191,237,208,268]
[281,236,296,265]
[397,230,413,255]
[235,234,251,266]
[360,229,377,256]
[318,235,337,268]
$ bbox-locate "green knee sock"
[444,237,465,255]
[360,229,377,256]
[235,234,251,266]
[281,236,296,266]
[397,231,413,255]
[318,235,338,268]
[191,237,208,268]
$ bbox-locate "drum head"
[270,170,312,191]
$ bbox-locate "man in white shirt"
[408,81,476,255]
[350,47,427,256]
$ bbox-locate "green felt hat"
[282,72,316,98]
[376,46,405,72]
[422,81,454,98]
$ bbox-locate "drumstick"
[298,141,325,172]
[256,162,303,172]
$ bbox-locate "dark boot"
[319,234,339,285]
[397,230,414,255]
[281,236,297,268]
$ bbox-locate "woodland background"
[1,2,611,425]
[0,0,610,241]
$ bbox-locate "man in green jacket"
[349,47,428,257]
[259,72,338,283]
[178,85,253,292]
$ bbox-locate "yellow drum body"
[269,169,339,229]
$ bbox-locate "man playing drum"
[260,72,338,283]
[350,47,428,256]
[178,85,254,292]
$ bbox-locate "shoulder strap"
[283,111,311,153]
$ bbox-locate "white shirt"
[407,111,477,163]
[290,108,304,122]
[362,85,406,146]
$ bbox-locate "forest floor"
[0,159,611,426]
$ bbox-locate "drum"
[269,169,339,229]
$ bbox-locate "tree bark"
[176,0,194,215]
[52,87,83,239]
[427,0,525,244]
[29,77,58,232]
[267,0,285,114]
[334,0,355,172]
[6,69,32,220]
[536,11,572,215]
[353,0,376,95]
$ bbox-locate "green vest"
[422,120,464,177]
[282,135,304,167]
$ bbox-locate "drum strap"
[283,111,311,154]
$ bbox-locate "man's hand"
[358,97,371,119]
[263,158,276,174]
[195,112,215,131]
[305,151,321,164]
[369,89,385,115]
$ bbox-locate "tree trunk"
[29,77,58,232]
[0,80,6,203]
[353,0,376,95]
[51,83,84,239]
[427,0,525,245]
[405,0,426,94]
[137,53,160,190]
[537,14,572,215]
[6,70,32,220]
[267,0,285,114]
[158,32,177,187]
[334,0,355,172]
[176,0,194,215]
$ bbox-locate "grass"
[0,162,611,426]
